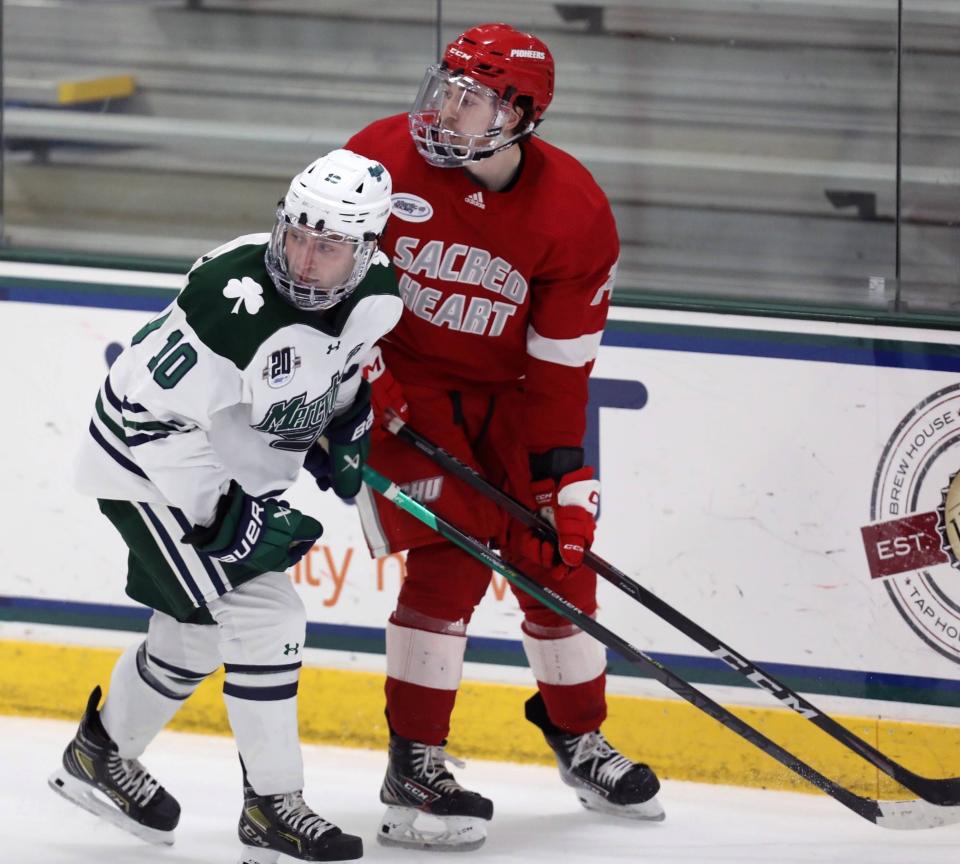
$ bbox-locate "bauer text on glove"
[181,480,322,573]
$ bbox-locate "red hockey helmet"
[409,23,556,167]
[443,23,555,125]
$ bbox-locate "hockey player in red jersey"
[346,23,664,850]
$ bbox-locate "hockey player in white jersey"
[49,149,401,863]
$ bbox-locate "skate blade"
[577,789,666,822]
[48,767,175,846]
[239,845,280,864]
[377,805,488,852]
[238,839,363,864]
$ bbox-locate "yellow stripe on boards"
[3,639,958,799]
[57,75,136,105]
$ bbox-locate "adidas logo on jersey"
[464,191,485,209]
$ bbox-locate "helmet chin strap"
[446,125,534,165]
[466,139,515,163]
[478,132,532,161]
[472,111,537,159]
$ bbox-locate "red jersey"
[346,114,618,452]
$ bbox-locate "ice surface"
[6,715,953,863]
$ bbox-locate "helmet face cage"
[409,64,532,167]
[265,210,378,312]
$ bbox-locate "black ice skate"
[377,730,494,851]
[525,692,665,821]
[47,685,181,845]
[238,775,362,863]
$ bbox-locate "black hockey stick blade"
[384,415,960,807]
[361,464,960,830]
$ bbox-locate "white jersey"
[75,234,402,527]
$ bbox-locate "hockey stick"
[384,416,960,807]
[362,463,960,829]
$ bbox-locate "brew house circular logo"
[865,383,960,664]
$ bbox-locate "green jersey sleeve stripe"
[95,392,127,443]
[122,418,188,433]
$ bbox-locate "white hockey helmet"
[266,149,392,311]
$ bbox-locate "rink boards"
[2,261,960,796]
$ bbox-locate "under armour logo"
[326,341,341,354]
[283,642,300,656]
[343,454,360,470]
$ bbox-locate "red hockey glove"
[524,467,600,572]
[361,345,408,442]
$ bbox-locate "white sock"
[210,571,307,795]
[101,642,203,759]
[224,683,303,795]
